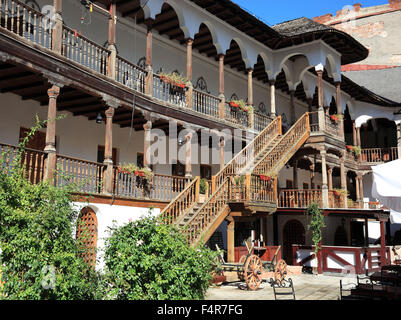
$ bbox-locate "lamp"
[96,113,103,124]
[178,136,186,146]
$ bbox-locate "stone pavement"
[205,273,357,300]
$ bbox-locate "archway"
[283,219,305,265]
[76,207,98,266]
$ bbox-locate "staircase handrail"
[253,113,310,175]
[212,116,282,191]
[160,176,199,225]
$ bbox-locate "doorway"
[283,219,305,265]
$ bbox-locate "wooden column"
[219,136,225,171]
[356,127,361,148]
[227,218,235,263]
[310,164,315,189]
[292,160,298,189]
[186,38,193,82]
[103,106,115,194]
[51,0,63,54]
[321,150,329,208]
[352,121,357,146]
[44,84,61,183]
[143,120,152,168]
[289,90,296,125]
[380,220,387,266]
[317,69,325,132]
[185,132,192,179]
[107,2,117,80]
[364,218,370,247]
[327,166,333,190]
[269,80,276,119]
[355,176,360,202]
[218,54,225,119]
[145,20,154,96]
[340,155,348,208]
[358,175,364,204]
[247,69,253,106]
[335,81,345,140]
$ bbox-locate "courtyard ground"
[205,271,357,300]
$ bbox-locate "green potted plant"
[159,72,188,93]
[231,175,245,201]
[118,163,154,195]
[332,188,348,198]
[306,203,326,274]
[199,178,209,203]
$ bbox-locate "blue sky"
[232,0,388,25]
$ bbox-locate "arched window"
[76,207,98,266]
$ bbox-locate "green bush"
[306,202,326,255]
[102,213,218,300]
[0,122,101,300]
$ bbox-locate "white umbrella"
[372,159,401,224]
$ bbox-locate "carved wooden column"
[218,54,225,119]
[379,219,387,266]
[335,81,344,140]
[310,164,315,189]
[321,150,329,208]
[145,19,154,96]
[185,132,193,179]
[227,217,235,263]
[289,90,296,125]
[355,176,360,202]
[356,126,361,148]
[51,0,63,54]
[292,159,298,189]
[340,153,348,208]
[352,121,357,146]
[43,84,61,183]
[269,80,276,119]
[247,68,254,129]
[316,68,325,132]
[186,38,193,82]
[219,136,225,171]
[103,106,115,195]
[143,120,152,168]
[327,166,333,191]
[107,2,117,80]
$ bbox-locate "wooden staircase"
[160,114,311,247]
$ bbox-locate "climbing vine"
[306,203,326,255]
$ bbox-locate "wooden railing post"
[103,105,116,195]
[51,0,63,54]
[107,3,117,80]
[195,176,200,203]
[211,175,216,195]
[145,19,154,96]
[246,173,251,202]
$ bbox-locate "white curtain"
[372,159,401,224]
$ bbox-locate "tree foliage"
[102,214,219,300]
[306,203,326,255]
[0,120,101,300]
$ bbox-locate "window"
[172,162,185,177]
[76,207,98,266]
[137,153,144,168]
[97,145,118,164]
[200,165,212,180]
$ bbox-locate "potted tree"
[199,178,209,203]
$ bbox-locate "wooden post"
[269,80,276,119]
[247,69,253,106]
[340,153,348,208]
[227,218,235,263]
[327,166,333,191]
[51,0,63,54]
[185,132,192,179]
[364,218,369,248]
[335,81,345,140]
[107,2,117,80]
[352,121,357,146]
[103,106,115,195]
[143,120,152,168]
[218,54,225,119]
[186,38,193,82]
[321,150,329,208]
[397,123,401,158]
[380,220,387,266]
[219,137,225,171]
[246,172,251,202]
[43,84,61,183]
[145,20,154,96]
[289,90,296,125]
[293,160,298,189]
[310,164,315,189]
[356,127,361,148]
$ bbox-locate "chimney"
[389,0,401,9]
[353,3,362,12]
[313,13,333,24]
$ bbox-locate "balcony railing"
[254,112,271,133]
[225,102,249,128]
[309,111,342,139]
[0,0,52,49]
[192,88,220,119]
[152,73,187,107]
[325,114,341,137]
[116,56,146,94]
[360,147,398,164]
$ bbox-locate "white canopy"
[372,159,401,224]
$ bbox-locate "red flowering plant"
[259,175,271,182]
[118,163,154,181]
[330,115,339,122]
[159,72,188,89]
[229,99,253,115]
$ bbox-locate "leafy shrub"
[102,213,218,300]
[306,203,326,255]
[0,122,101,300]
[199,178,209,195]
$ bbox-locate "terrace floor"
[205,273,353,300]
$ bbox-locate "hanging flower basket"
[159,72,188,91]
[330,115,339,122]
[259,175,271,182]
[346,145,353,151]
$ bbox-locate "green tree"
[306,203,326,256]
[102,213,218,300]
[0,120,101,300]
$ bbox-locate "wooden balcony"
[0,0,268,133]
[1,142,189,203]
[360,147,399,164]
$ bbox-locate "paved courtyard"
[205,273,356,300]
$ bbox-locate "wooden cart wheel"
[274,259,287,284]
[237,255,247,281]
[244,254,263,291]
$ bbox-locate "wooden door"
[19,127,46,184]
[283,219,305,265]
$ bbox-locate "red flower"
[230,102,239,108]
[346,145,353,150]
[330,115,339,122]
